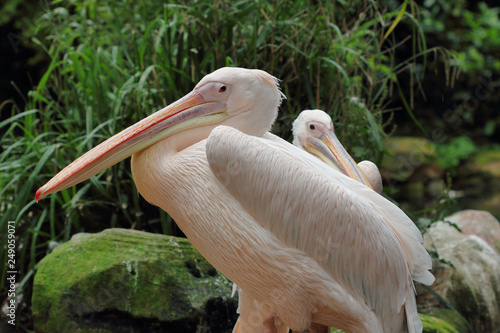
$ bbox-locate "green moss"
[445,272,496,331]
[382,137,438,181]
[469,151,500,179]
[435,136,477,172]
[32,229,234,333]
[474,150,500,164]
[327,313,464,333]
[421,314,460,333]
[446,274,476,322]
[420,309,471,333]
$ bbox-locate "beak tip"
[35,187,45,202]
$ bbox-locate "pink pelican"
[234,110,387,333]
[36,67,433,333]
[292,109,383,194]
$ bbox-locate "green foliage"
[419,1,500,138]
[422,1,500,76]
[415,173,458,233]
[435,136,477,171]
[0,0,37,26]
[0,0,434,328]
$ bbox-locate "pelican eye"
[309,124,316,130]
[218,85,227,93]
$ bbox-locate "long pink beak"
[306,129,374,190]
[36,91,226,201]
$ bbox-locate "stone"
[454,151,500,207]
[382,136,440,182]
[465,150,500,180]
[445,210,500,253]
[32,228,237,333]
[420,212,500,331]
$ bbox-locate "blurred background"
[1,0,499,331]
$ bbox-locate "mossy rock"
[422,215,500,331]
[421,314,460,333]
[328,313,462,333]
[32,228,237,333]
[465,150,500,180]
[420,309,471,333]
[382,137,439,182]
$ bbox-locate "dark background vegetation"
[1,0,499,331]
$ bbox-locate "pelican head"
[36,67,284,201]
[292,109,334,148]
[292,109,374,190]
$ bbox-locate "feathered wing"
[260,132,433,287]
[206,126,433,332]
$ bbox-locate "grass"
[0,0,448,330]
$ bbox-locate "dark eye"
[218,85,226,93]
[309,124,316,130]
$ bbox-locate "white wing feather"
[206,126,433,332]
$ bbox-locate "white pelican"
[233,109,388,333]
[292,109,382,194]
[234,110,386,333]
[36,67,433,333]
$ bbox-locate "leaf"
[0,109,38,130]
[383,0,408,42]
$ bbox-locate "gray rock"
[462,151,500,181]
[32,228,237,333]
[421,211,500,332]
[445,210,500,253]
